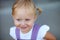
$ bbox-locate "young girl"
[9,0,56,40]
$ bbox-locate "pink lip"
[21,27,27,29]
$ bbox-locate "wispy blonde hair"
[12,0,42,15]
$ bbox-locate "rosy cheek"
[14,21,20,27]
[28,22,34,27]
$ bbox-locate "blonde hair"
[12,0,42,15]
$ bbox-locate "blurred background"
[0,0,60,40]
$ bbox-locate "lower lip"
[21,27,27,29]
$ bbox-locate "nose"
[20,21,26,26]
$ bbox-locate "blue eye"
[25,19,30,21]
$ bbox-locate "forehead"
[15,6,35,14]
[13,7,35,19]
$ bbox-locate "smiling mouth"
[21,27,27,29]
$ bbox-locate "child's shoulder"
[40,25,50,30]
[10,26,16,34]
[10,26,16,30]
[37,25,50,39]
[39,24,50,33]
[9,26,16,39]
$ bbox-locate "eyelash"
[16,19,30,21]
[16,19,21,21]
[25,19,30,21]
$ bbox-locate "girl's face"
[13,7,36,33]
